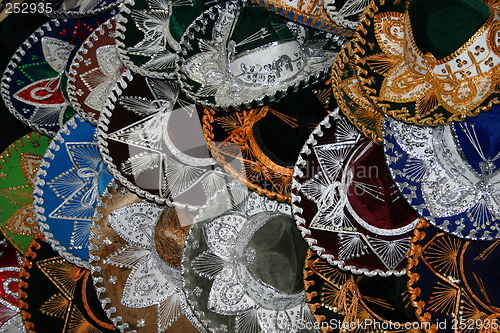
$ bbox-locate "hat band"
[230,40,305,87]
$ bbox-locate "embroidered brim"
[34,115,112,268]
[115,0,224,79]
[384,106,500,240]
[0,236,23,332]
[1,15,110,137]
[19,235,118,333]
[292,110,420,276]
[331,39,384,144]
[98,73,229,209]
[352,0,500,126]
[40,0,118,18]
[0,132,50,253]
[67,17,128,125]
[182,183,315,333]
[89,180,197,333]
[408,219,500,331]
[202,79,334,203]
[251,0,353,35]
[304,249,421,332]
[176,1,346,110]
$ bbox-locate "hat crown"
[408,0,490,59]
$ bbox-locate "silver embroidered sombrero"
[98,73,229,210]
[90,180,198,332]
[182,182,317,332]
[292,109,420,276]
[384,105,500,240]
[176,1,346,110]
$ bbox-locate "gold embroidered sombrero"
[202,79,334,203]
[353,0,500,126]
[331,38,384,144]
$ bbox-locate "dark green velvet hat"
[177,0,346,110]
[352,0,500,126]
[181,183,316,332]
[115,0,225,79]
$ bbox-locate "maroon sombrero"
[292,110,420,276]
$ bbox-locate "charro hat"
[34,115,112,268]
[182,182,316,332]
[353,0,500,125]
[177,1,346,110]
[67,18,129,124]
[115,0,224,78]
[384,106,500,241]
[89,180,198,333]
[408,219,500,332]
[202,79,334,203]
[250,0,353,35]
[304,250,421,332]
[0,132,51,253]
[1,15,111,137]
[292,109,420,276]
[98,73,229,209]
[322,0,370,30]
[19,235,118,333]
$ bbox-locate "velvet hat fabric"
[1,15,110,137]
[40,0,118,18]
[352,0,500,125]
[98,73,229,209]
[292,110,420,276]
[202,79,334,203]
[384,106,500,240]
[304,250,421,332]
[19,235,119,333]
[408,219,500,332]
[177,1,346,110]
[34,115,112,268]
[182,183,315,332]
[0,132,51,253]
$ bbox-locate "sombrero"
[384,105,500,240]
[304,249,421,332]
[67,17,129,125]
[34,115,112,268]
[176,0,346,110]
[18,235,118,333]
[292,109,420,276]
[182,182,315,332]
[98,73,229,210]
[408,219,500,332]
[202,79,334,203]
[353,0,500,125]
[1,15,111,137]
[0,132,51,253]
[89,180,198,332]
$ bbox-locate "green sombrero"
[353,0,500,126]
